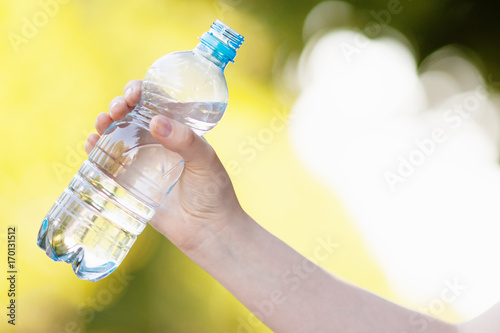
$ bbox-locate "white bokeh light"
[289,4,500,320]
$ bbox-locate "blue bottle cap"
[199,20,244,63]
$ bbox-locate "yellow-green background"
[2,0,497,332]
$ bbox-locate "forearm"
[182,211,458,333]
[458,301,500,333]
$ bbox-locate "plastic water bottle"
[37,20,244,282]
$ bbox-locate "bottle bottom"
[37,161,154,282]
[37,217,120,282]
[37,114,185,281]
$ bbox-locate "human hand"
[86,80,245,256]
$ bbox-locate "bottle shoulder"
[144,50,228,103]
[151,51,222,75]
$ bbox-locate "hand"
[86,80,245,256]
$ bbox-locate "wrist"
[179,206,256,270]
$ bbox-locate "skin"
[86,80,498,333]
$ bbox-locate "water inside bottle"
[140,79,228,135]
[37,100,226,281]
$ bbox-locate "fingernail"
[154,117,172,137]
[110,100,119,110]
[124,87,132,99]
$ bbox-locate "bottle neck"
[193,43,230,70]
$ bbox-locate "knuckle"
[182,127,197,148]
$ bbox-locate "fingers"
[108,96,129,121]
[150,116,217,171]
[123,80,142,107]
[108,80,142,121]
[95,113,114,135]
[90,80,143,155]
[85,133,100,155]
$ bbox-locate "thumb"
[150,115,216,170]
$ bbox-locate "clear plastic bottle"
[37,20,244,281]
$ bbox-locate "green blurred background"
[1,0,499,332]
